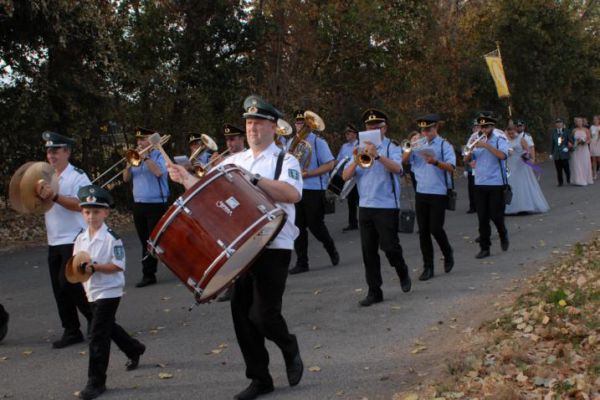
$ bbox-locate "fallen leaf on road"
[314,289,322,295]
[158,372,173,379]
[411,346,427,354]
[22,350,32,356]
[308,366,321,372]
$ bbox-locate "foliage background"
[1,0,599,205]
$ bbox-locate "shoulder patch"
[73,166,85,174]
[113,245,125,261]
[107,228,121,240]
[288,169,300,180]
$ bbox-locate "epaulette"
[73,166,85,174]
[107,228,121,240]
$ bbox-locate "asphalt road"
[1,160,599,400]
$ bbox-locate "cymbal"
[65,251,92,283]
[9,161,35,213]
[18,162,59,214]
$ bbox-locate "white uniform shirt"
[45,163,91,246]
[218,142,303,250]
[74,223,126,302]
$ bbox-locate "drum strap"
[274,149,286,180]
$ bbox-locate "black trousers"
[294,189,335,265]
[133,202,167,277]
[467,172,476,211]
[358,208,407,297]
[554,159,571,185]
[346,186,359,227]
[231,249,298,385]
[474,185,507,251]
[88,298,144,386]
[415,193,453,268]
[48,244,92,333]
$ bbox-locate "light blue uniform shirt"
[336,140,358,162]
[131,149,170,203]
[302,132,335,190]
[473,133,508,186]
[409,136,456,195]
[352,137,402,209]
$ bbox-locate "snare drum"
[327,157,350,196]
[147,164,286,303]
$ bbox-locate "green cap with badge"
[242,95,283,121]
[362,108,388,124]
[42,131,76,148]
[77,184,114,208]
[223,123,245,137]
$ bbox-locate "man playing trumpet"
[123,127,169,287]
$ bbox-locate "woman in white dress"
[590,115,600,180]
[569,117,594,186]
[504,126,549,214]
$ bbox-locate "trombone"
[91,134,171,189]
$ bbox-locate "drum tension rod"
[175,197,191,215]
[217,239,235,258]
[257,205,276,221]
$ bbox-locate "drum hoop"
[327,156,349,188]
[195,206,285,292]
[148,164,236,250]
[340,177,356,200]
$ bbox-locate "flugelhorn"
[288,110,325,170]
[353,147,373,168]
[189,134,218,166]
[91,134,171,189]
[276,119,293,137]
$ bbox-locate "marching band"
[6,98,581,400]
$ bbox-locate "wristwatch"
[434,160,440,167]
[90,262,96,274]
[250,173,262,186]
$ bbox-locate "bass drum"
[148,164,286,303]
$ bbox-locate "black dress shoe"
[358,293,383,307]
[444,256,454,273]
[395,264,412,292]
[135,276,157,288]
[0,306,9,342]
[79,384,106,400]
[327,246,340,266]
[342,225,358,232]
[285,351,303,386]
[466,209,476,214]
[289,265,309,275]
[52,331,84,349]
[474,236,481,243]
[475,249,490,259]
[500,236,509,251]
[233,380,274,400]
[418,267,434,281]
[125,343,146,371]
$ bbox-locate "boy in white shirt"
[72,185,145,400]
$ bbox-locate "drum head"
[200,212,286,301]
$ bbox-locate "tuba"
[288,110,325,170]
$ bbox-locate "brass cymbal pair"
[9,162,59,214]
[65,251,93,283]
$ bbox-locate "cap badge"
[479,118,486,124]
[224,127,230,133]
[418,121,427,128]
[86,196,97,203]
[46,140,53,146]
[248,106,258,113]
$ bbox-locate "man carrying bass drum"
[168,95,304,400]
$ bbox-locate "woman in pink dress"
[590,115,600,179]
[569,117,594,186]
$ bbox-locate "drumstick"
[149,132,173,165]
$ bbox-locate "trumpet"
[193,148,231,178]
[91,134,171,188]
[353,147,373,168]
[402,137,427,153]
[400,139,411,153]
[462,132,486,156]
[288,110,325,170]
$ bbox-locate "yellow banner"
[485,54,510,98]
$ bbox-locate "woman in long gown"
[505,126,549,214]
[569,117,594,186]
[590,115,600,180]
